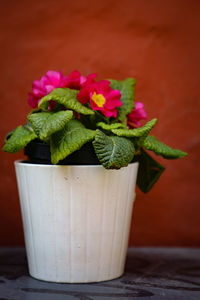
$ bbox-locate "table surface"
[0,247,200,300]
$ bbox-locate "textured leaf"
[109,78,135,121]
[50,120,96,164]
[28,110,73,140]
[38,88,94,115]
[5,129,15,141]
[28,108,41,115]
[93,130,135,169]
[3,125,37,153]
[97,122,126,131]
[143,136,188,159]
[135,149,165,193]
[111,118,157,138]
[80,111,109,130]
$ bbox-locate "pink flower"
[77,80,122,118]
[65,70,97,90]
[28,70,67,108]
[127,101,147,128]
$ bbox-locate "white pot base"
[29,271,124,283]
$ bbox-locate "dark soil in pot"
[24,140,100,165]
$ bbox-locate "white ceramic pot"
[15,161,138,283]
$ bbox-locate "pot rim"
[14,160,139,169]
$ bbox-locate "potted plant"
[3,70,187,283]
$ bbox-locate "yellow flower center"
[91,92,106,108]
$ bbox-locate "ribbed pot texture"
[15,161,138,283]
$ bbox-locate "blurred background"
[0,0,199,246]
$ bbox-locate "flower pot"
[24,140,101,165]
[15,161,138,283]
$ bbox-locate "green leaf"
[5,129,15,142]
[111,118,157,138]
[93,130,135,169]
[109,78,135,121]
[3,125,37,153]
[28,110,73,140]
[50,120,96,164]
[80,111,109,130]
[135,149,165,193]
[97,122,126,131]
[143,136,188,159]
[28,108,41,115]
[38,88,94,115]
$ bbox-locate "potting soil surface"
[0,247,200,300]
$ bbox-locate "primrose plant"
[3,70,187,192]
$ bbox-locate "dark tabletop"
[0,247,200,300]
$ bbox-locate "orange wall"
[0,0,199,246]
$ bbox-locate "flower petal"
[127,101,147,128]
[77,84,96,104]
[28,70,68,109]
[45,85,55,94]
[46,70,62,86]
[32,88,45,98]
[28,93,38,108]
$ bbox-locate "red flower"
[28,70,67,108]
[127,101,147,128]
[77,80,122,118]
[65,70,97,90]
[27,70,97,109]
